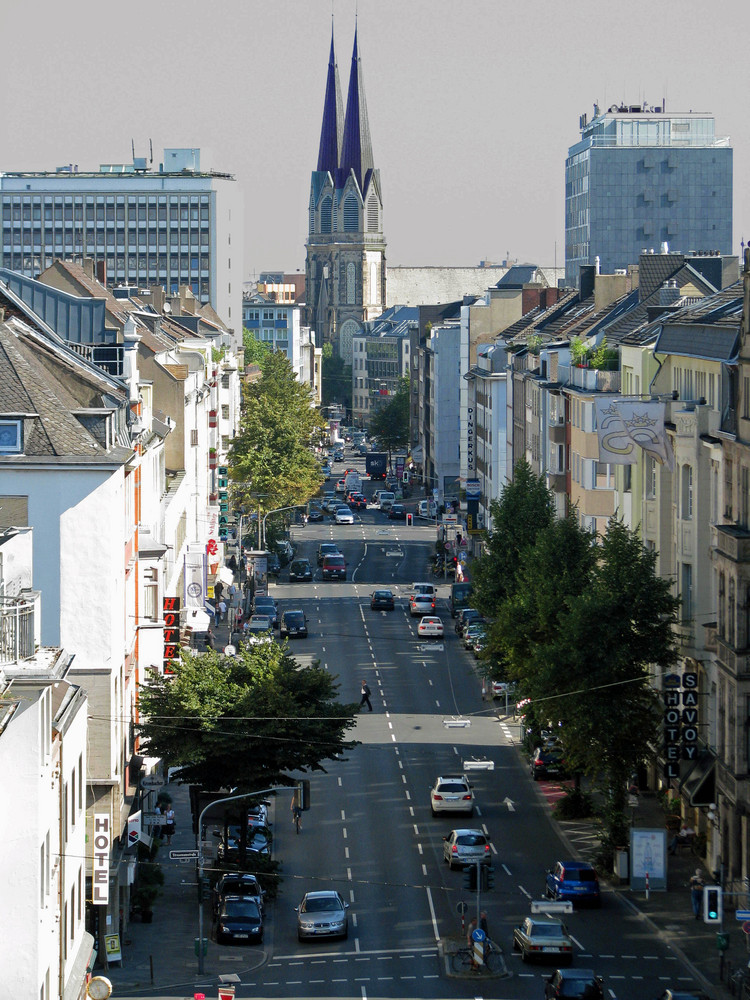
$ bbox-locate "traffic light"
[480,866,495,891]
[463,865,478,892]
[297,779,311,811]
[704,886,723,923]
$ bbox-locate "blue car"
[545,861,601,907]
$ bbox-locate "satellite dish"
[163,302,172,314]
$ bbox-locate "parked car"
[530,746,566,781]
[317,542,340,565]
[410,593,436,617]
[280,609,308,638]
[463,623,485,649]
[321,554,347,580]
[289,558,313,582]
[275,539,294,564]
[513,917,573,964]
[370,590,395,611]
[252,596,278,628]
[215,825,272,864]
[296,889,349,941]
[430,775,474,816]
[266,551,281,577]
[321,465,332,481]
[455,608,482,635]
[307,505,324,523]
[442,828,491,869]
[215,896,264,945]
[212,872,266,917]
[544,969,604,999]
[545,860,601,907]
[418,616,444,638]
[245,615,274,645]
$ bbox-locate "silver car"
[443,828,491,869]
[296,890,349,941]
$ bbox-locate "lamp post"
[261,505,307,550]
[197,784,297,974]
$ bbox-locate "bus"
[449,581,472,618]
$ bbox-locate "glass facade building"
[565,107,732,287]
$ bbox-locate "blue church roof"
[316,30,343,175]
[337,30,375,194]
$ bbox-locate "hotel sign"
[93,813,111,906]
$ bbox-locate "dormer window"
[0,420,22,453]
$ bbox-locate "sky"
[1,0,749,280]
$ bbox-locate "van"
[449,581,472,618]
[379,491,396,512]
[321,554,347,581]
[418,499,437,519]
[412,582,437,599]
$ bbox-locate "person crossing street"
[359,679,373,712]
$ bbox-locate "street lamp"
[261,504,307,549]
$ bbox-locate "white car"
[418,616,444,638]
[335,506,355,525]
[335,479,347,494]
[430,774,475,816]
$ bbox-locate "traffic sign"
[736,909,750,920]
[170,849,200,860]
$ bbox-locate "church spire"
[316,28,344,175]
[338,28,375,193]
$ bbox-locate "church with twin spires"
[305,27,386,362]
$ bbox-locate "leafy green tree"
[472,459,555,621]
[229,350,326,512]
[137,641,359,792]
[501,516,679,857]
[321,342,352,413]
[242,328,272,365]
[369,377,410,460]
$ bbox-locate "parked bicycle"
[451,939,503,974]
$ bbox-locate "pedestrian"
[668,824,694,855]
[217,599,227,624]
[235,607,243,629]
[214,580,224,603]
[228,582,237,605]
[205,627,214,651]
[359,679,373,712]
[164,806,176,845]
[227,553,237,574]
[690,868,705,919]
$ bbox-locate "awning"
[217,565,235,586]
[62,930,96,1000]
[679,750,716,807]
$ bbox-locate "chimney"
[82,258,95,279]
[96,260,107,287]
[659,279,681,307]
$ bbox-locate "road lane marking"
[502,863,512,875]
[343,828,348,839]
[341,810,346,821]
[417,843,423,854]
[345,847,349,858]
[425,885,440,942]
[570,935,584,949]
[519,884,532,898]
[413,824,420,835]
[405,790,411,800]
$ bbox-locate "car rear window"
[439,782,467,793]
[532,923,563,937]
[456,834,486,846]
[572,869,597,881]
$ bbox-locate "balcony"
[713,522,750,564]
[715,635,750,680]
[0,595,37,664]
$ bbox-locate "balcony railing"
[0,597,36,663]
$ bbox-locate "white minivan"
[412,582,438,599]
[378,491,396,512]
[418,499,438,518]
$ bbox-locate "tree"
[137,641,359,793]
[242,328,272,365]
[472,460,555,622]
[501,516,679,858]
[229,350,326,512]
[369,377,410,460]
[321,342,352,414]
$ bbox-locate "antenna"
[149,138,153,165]
[131,138,135,161]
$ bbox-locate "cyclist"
[291,796,302,831]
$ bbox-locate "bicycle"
[292,806,302,834]
[451,940,503,974]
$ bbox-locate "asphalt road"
[218,462,705,1000]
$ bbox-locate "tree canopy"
[228,350,326,512]
[321,342,352,414]
[474,461,680,855]
[137,641,359,792]
[369,377,410,457]
[242,329,272,365]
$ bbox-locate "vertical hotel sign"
[93,813,111,905]
[163,596,181,675]
[663,670,699,779]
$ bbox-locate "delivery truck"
[365,452,387,480]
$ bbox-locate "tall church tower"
[305,27,386,362]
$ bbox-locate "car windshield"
[558,978,597,996]
[303,896,341,912]
[223,900,261,921]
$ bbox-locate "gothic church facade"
[305,29,386,363]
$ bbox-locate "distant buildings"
[351,304,416,425]
[305,30,386,358]
[0,147,243,335]
[565,104,732,287]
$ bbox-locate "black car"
[216,825,272,864]
[252,596,278,628]
[370,589,395,611]
[307,506,324,523]
[215,896,264,945]
[212,872,265,917]
[455,607,482,635]
[531,746,566,780]
[544,968,604,999]
[388,503,406,520]
[317,542,340,566]
[266,552,281,577]
[281,609,308,638]
[289,558,313,582]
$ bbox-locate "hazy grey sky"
[2,0,748,279]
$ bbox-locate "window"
[719,572,726,638]
[0,494,29,529]
[729,578,736,646]
[725,459,734,519]
[681,563,693,624]
[343,195,358,232]
[367,195,378,231]
[0,419,22,453]
[681,464,693,520]
[320,196,332,234]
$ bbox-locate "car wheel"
[431,807,438,817]
[521,947,529,963]
[512,937,519,952]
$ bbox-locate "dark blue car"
[545,861,601,907]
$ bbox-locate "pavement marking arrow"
[503,797,516,812]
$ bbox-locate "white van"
[379,491,396,512]
[418,499,438,518]
[412,582,438,599]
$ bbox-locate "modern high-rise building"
[565,104,732,287]
[305,29,386,361]
[0,147,242,333]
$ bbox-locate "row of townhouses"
[0,260,244,998]
[406,247,750,898]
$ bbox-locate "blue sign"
[735,910,750,920]
[465,478,481,499]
